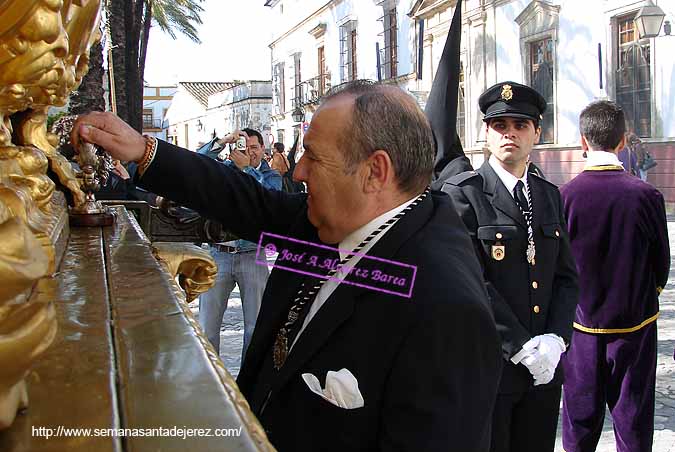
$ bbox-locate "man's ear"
[534,124,542,143]
[364,150,393,193]
[580,135,590,151]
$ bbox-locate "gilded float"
[0,0,102,429]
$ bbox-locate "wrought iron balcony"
[142,118,163,130]
[294,74,331,107]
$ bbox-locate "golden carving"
[152,243,218,303]
[0,0,102,429]
[0,0,103,207]
[0,196,56,429]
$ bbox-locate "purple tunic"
[560,169,669,332]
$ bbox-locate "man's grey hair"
[323,80,434,194]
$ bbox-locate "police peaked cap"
[479,81,547,122]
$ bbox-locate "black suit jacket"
[139,141,502,451]
[443,163,578,393]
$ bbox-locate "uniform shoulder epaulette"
[528,171,558,189]
[446,170,481,187]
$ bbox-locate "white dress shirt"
[290,195,418,349]
[489,155,530,203]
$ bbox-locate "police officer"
[442,81,578,452]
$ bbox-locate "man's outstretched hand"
[72,112,147,162]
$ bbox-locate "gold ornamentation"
[501,84,513,101]
[273,328,289,370]
[151,243,218,303]
[0,0,102,429]
[0,196,56,429]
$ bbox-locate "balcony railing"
[142,118,163,130]
[294,74,331,107]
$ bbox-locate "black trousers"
[490,386,562,452]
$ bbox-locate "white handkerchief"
[301,368,365,409]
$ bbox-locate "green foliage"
[151,0,205,43]
[47,111,69,131]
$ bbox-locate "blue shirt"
[222,159,282,251]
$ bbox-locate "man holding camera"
[202,128,281,361]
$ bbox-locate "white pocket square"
[301,368,365,409]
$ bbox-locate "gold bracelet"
[138,136,158,176]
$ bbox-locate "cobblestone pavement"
[198,222,675,451]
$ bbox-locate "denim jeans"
[199,246,269,362]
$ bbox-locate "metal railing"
[294,74,331,107]
[142,118,163,129]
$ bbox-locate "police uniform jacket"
[443,162,578,394]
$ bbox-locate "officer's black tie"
[514,180,529,213]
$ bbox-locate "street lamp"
[634,0,666,39]
[291,106,305,123]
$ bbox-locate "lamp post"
[291,105,305,123]
[634,0,666,39]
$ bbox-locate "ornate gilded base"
[0,380,27,430]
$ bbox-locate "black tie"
[514,180,529,212]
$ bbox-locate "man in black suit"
[443,82,578,452]
[72,81,502,452]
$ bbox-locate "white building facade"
[205,81,274,145]
[142,85,177,141]
[265,0,419,147]
[267,0,675,200]
[165,81,273,151]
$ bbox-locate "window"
[293,52,303,106]
[277,129,285,146]
[340,21,358,82]
[457,62,465,147]
[515,1,560,144]
[379,7,398,79]
[528,38,555,143]
[529,37,555,143]
[318,46,327,96]
[184,123,189,149]
[273,62,286,114]
[616,14,651,137]
[143,109,154,129]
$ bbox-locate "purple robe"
[560,169,669,332]
[560,167,669,452]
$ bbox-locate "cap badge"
[501,84,513,101]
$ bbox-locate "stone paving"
[196,222,675,451]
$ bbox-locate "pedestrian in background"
[618,134,639,176]
[200,128,281,362]
[560,100,670,452]
[270,142,290,175]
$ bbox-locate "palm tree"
[70,0,204,131]
[68,38,107,116]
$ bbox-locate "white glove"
[512,334,566,386]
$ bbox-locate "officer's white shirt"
[489,155,530,203]
[290,195,417,349]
